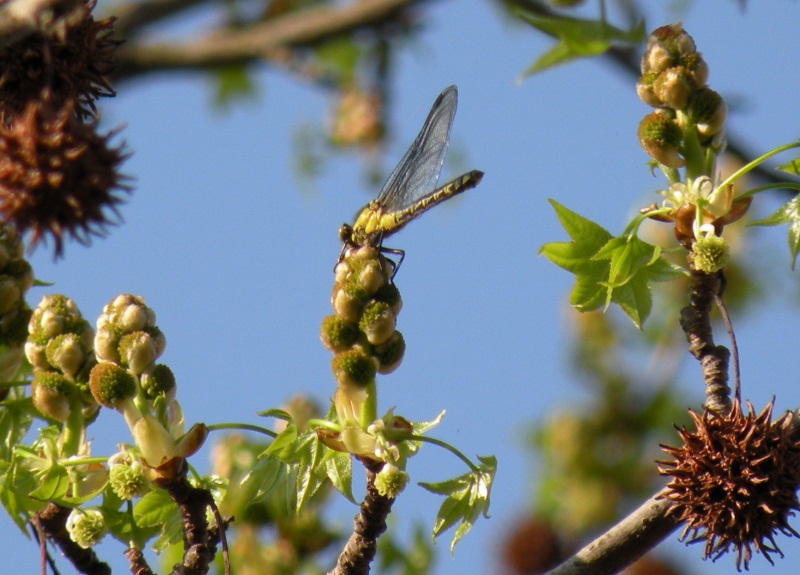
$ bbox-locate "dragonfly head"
[338,223,354,245]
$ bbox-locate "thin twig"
[544,493,680,575]
[714,290,741,403]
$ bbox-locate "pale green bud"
[374,463,409,498]
[359,301,396,345]
[119,331,157,375]
[692,234,729,274]
[46,333,86,378]
[109,458,150,500]
[66,509,107,549]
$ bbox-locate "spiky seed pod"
[0,99,129,257]
[0,0,121,120]
[658,399,800,570]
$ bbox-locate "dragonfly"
[338,85,484,276]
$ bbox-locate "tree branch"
[328,463,395,575]
[109,0,213,39]
[32,502,111,575]
[544,493,681,575]
[112,0,418,80]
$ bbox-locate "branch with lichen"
[328,462,396,575]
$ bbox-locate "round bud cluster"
[637,23,726,166]
[108,451,151,500]
[95,294,166,376]
[66,508,108,549]
[26,295,97,422]
[322,247,406,394]
[691,233,729,274]
[0,227,34,387]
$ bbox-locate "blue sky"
[4,1,800,574]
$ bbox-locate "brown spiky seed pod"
[658,399,800,570]
[0,0,120,120]
[0,99,129,257]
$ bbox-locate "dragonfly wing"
[375,85,458,211]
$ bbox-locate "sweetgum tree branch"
[544,494,680,575]
[32,503,111,575]
[111,0,418,81]
[328,463,396,575]
[679,269,731,414]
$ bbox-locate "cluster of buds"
[318,247,412,483]
[26,295,97,425]
[88,295,205,481]
[0,0,128,257]
[0,227,34,388]
[637,22,724,165]
[637,24,750,272]
[321,248,405,422]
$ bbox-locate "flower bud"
[109,457,150,500]
[66,509,107,549]
[374,331,406,375]
[652,66,694,110]
[359,301,396,345]
[93,326,120,363]
[638,112,685,168]
[131,413,177,467]
[332,348,377,389]
[31,369,74,422]
[687,88,726,138]
[692,233,729,274]
[374,282,402,315]
[88,362,137,410]
[332,284,368,323]
[320,315,359,353]
[642,23,696,75]
[119,331,157,375]
[374,463,409,498]
[140,364,176,400]
[45,333,87,377]
[25,341,49,370]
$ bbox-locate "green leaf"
[541,201,684,327]
[211,64,256,110]
[749,195,800,269]
[0,458,43,533]
[514,11,645,75]
[133,489,176,528]
[776,158,800,175]
[0,387,34,462]
[419,455,496,553]
[324,450,354,503]
[30,464,70,501]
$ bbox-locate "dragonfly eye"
[338,223,354,244]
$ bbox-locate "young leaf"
[324,450,354,503]
[419,455,496,553]
[541,200,684,327]
[776,158,800,175]
[514,11,645,75]
[749,195,800,269]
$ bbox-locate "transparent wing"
[374,85,458,212]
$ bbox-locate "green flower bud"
[109,458,150,500]
[66,509,107,549]
[94,324,121,363]
[636,72,662,108]
[359,301,396,345]
[374,463,409,498]
[642,23,696,75]
[332,349,376,389]
[374,282,402,315]
[88,362,137,410]
[687,88,726,138]
[25,341,49,370]
[320,315,359,353]
[692,234,729,274]
[140,364,176,400]
[0,277,20,315]
[374,331,406,375]
[119,331,158,375]
[31,369,74,422]
[357,259,389,295]
[332,284,368,323]
[638,112,685,168]
[29,295,85,339]
[45,333,87,378]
